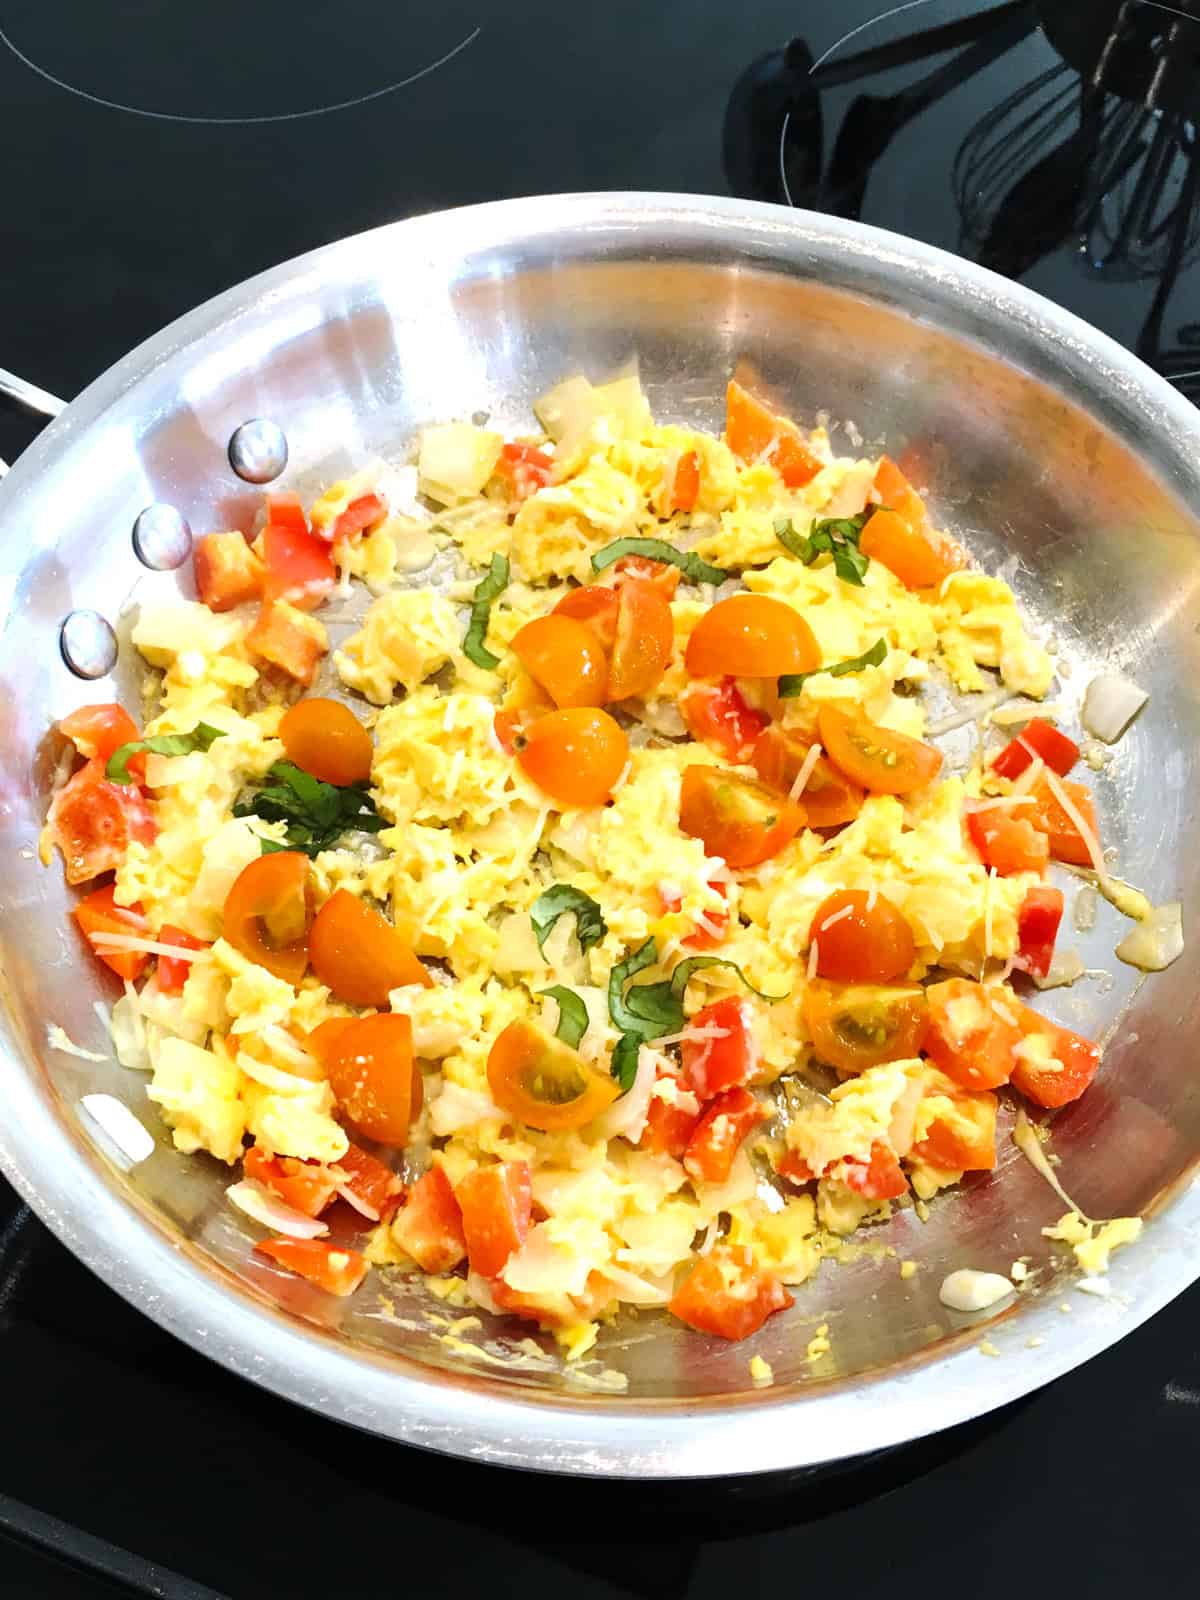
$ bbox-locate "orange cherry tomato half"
[318,1012,416,1146]
[725,381,822,488]
[1010,1003,1101,1108]
[685,594,820,679]
[512,614,608,708]
[670,450,700,512]
[859,508,951,590]
[279,698,373,787]
[255,1237,368,1297]
[391,1166,467,1273]
[553,585,620,649]
[332,1143,405,1222]
[222,850,313,985]
[910,1073,998,1172]
[809,889,915,983]
[58,703,140,764]
[682,679,769,762]
[966,807,1049,876]
[817,703,942,795]
[611,554,681,599]
[47,759,157,885]
[607,578,674,701]
[924,979,1021,1091]
[455,1160,533,1278]
[668,1247,793,1341]
[802,981,928,1074]
[517,708,629,808]
[750,726,865,827]
[1025,778,1100,867]
[75,886,150,981]
[836,1141,909,1200]
[309,889,431,1008]
[678,766,805,868]
[486,1020,619,1133]
[244,1145,337,1217]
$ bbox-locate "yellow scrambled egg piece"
[336,589,461,704]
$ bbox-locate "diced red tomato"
[1025,778,1100,867]
[610,555,681,599]
[329,493,387,545]
[965,806,1050,875]
[244,1145,337,1218]
[640,1090,702,1159]
[246,601,328,685]
[669,450,700,512]
[1010,1005,1101,1109]
[193,531,263,611]
[776,1150,816,1185]
[495,443,554,500]
[682,1086,767,1184]
[455,1161,532,1278]
[1015,886,1065,979]
[682,996,756,1099]
[910,1075,998,1172]
[74,886,150,981]
[668,1248,793,1341]
[990,718,1079,780]
[924,979,1020,1091]
[155,924,209,995]
[859,508,952,590]
[837,1141,908,1200]
[265,492,309,535]
[726,382,822,487]
[47,759,157,885]
[658,879,729,950]
[258,524,336,610]
[391,1166,467,1273]
[681,678,769,762]
[255,1237,368,1297]
[331,1144,404,1223]
[58,704,139,764]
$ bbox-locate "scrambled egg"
[85,366,1083,1352]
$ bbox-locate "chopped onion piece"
[597,1263,674,1306]
[1115,901,1183,972]
[1032,949,1087,990]
[592,1043,656,1142]
[939,1269,1014,1312]
[227,1179,329,1238]
[330,1179,381,1222]
[1081,672,1148,745]
[80,1094,155,1166]
[927,689,1014,738]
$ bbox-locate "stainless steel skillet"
[0,192,1197,1478]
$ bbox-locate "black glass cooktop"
[1,2,1198,1594]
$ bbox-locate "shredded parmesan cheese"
[87,934,204,961]
[1042,767,1108,883]
[788,742,823,802]
[807,939,820,980]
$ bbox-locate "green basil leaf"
[462,553,509,670]
[773,517,815,562]
[607,937,666,1038]
[258,837,288,855]
[667,956,789,1003]
[530,885,607,955]
[831,542,869,587]
[611,1032,643,1093]
[106,722,226,784]
[539,986,589,1049]
[775,511,873,586]
[779,636,888,698]
[591,536,727,587]
[233,761,384,858]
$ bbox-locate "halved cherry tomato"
[640,1090,702,1159]
[924,978,1021,1091]
[1010,1004,1101,1108]
[726,381,822,488]
[517,708,629,808]
[910,1073,998,1171]
[265,492,309,535]
[990,717,1079,780]
[495,442,554,499]
[329,493,387,545]
[279,698,373,787]
[47,759,157,885]
[809,889,915,983]
[222,851,312,985]
[255,1237,368,1297]
[860,507,957,590]
[681,678,769,762]
[456,1161,532,1278]
[670,450,700,512]
[512,615,608,708]
[611,554,681,599]
[194,531,263,611]
[817,704,942,795]
[258,524,336,611]
[668,1247,793,1341]
[871,457,969,576]
[966,806,1050,876]
[1015,886,1064,980]
[872,456,929,534]
[391,1166,467,1272]
[837,1141,908,1200]
[486,1021,619,1132]
[1025,777,1100,867]
[678,767,804,868]
[607,578,674,701]
[682,1085,767,1184]
[331,1143,405,1222]
[246,601,328,685]
[244,1145,337,1217]
[317,1012,416,1146]
[750,727,865,827]
[802,981,928,1074]
[309,889,430,1007]
[156,924,209,995]
[553,585,620,649]
[58,704,140,764]
[682,996,756,1099]
[685,594,820,679]
[74,886,150,981]
[658,879,729,950]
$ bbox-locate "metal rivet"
[471,410,491,427]
[132,503,192,570]
[228,418,288,484]
[60,610,118,679]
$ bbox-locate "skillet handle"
[0,367,67,478]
